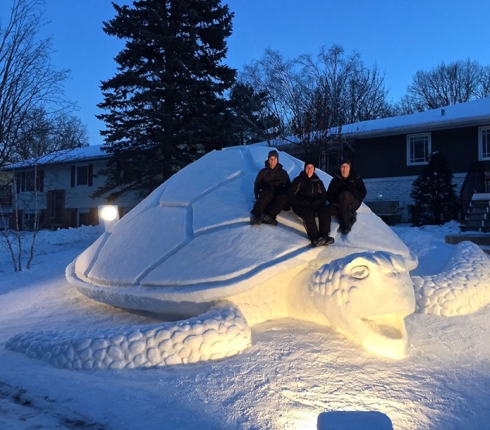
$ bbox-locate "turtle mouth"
[355,311,409,359]
[361,313,406,339]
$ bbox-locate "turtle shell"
[66,144,417,313]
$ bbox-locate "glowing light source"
[98,205,119,232]
[100,205,118,221]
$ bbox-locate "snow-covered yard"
[1,221,490,429]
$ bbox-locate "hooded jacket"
[326,169,367,205]
[289,170,328,208]
[253,160,290,199]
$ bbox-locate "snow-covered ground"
[1,220,490,429]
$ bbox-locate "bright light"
[100,205,118,221]
[98,205,119,233]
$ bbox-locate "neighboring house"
[338,97,490,223]
[0,145,141,230]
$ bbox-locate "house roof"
[340,96,490,139]
[3,144,108,170]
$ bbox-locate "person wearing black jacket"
[250,150,291,226]
[326,158,367,235]
[290,160,334,247]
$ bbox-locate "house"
[0,145,141,230]
[337,97,490,224]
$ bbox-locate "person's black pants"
[251,190,289,219]
[327,191,361,230]
[292,204,330,239]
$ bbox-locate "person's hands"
[311,199,323,211]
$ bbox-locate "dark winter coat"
[326,170,367,205]
[253,161,290,199]
[289,171,328,209]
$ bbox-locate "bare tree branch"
[0,0,72,166]
[400,59,488,112]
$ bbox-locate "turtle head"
[309,251,416,359]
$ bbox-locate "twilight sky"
[1,0,489,146]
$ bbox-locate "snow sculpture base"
[7,251,416,368]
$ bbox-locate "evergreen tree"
[409,152,459,226]
[96,0,236,199]
[228,82,279,145]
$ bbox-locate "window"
[0,184,12,206]
[22,212,43,229]
[407,133,431,165]
[71,164,93,187]
[77,166,88,185]
[479,126,490,160]
[323,150,342,175]
[16,170,44,192]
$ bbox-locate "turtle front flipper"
[5,303,251,369]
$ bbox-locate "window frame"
[478,126,490,161]
[71,163,93,187]
[76,166,88,186]
[406,132,431,166]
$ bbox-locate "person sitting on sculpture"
[250,150,291,226]
[289,160,335,247]
[326,158,367,235]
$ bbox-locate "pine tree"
[409,152,460,226]
[228,82,279,145]
[96,0,236,199]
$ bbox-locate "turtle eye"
[350,265,369,279]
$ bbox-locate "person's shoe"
[341,226,351,235]
[250,215,262,225]
[262,214,278,226]
[311,236,326,247]
[323,235,335,245]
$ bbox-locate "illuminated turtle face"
[309,252,415,359]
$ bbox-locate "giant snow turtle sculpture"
[7,145,424,369]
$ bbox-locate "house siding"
[352,125,490,179]
[352,134,409,178]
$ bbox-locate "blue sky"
[1,0,489,146]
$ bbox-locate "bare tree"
[0,155,45,271]
[241,45,390,168]
[297,44,391,126]
[0,0,85,271]
[475,64,490,100]
[0,171,23,271]
[241,45,391,136]
[0,0,71,167]
[14,107,88,161]
[400,59,489,112]
[242,49,303,138]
